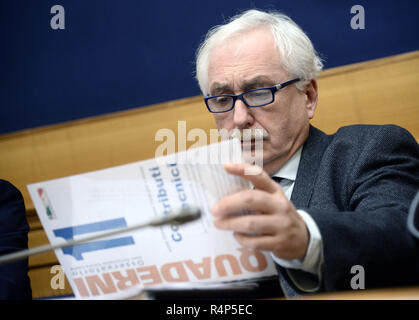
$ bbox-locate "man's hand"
[211,162,309,261]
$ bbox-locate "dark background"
[1,0,418,134]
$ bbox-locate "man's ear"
[305,79,318,120]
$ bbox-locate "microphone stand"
[0,207,201,265]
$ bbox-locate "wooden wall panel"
[312,52,419,137]
[28,229,58,267]
[28,267,73,299]
[0,97,216,211]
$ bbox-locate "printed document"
[28,140,277,299]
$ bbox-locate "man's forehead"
[207,30,285,92]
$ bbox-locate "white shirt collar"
[271,146,303,181]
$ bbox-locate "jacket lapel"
[290,125,330,208]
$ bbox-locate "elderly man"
[195,9,419,295]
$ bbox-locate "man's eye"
[215,97,230,104]
[248,90,269,97]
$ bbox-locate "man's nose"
[233,98,254,128]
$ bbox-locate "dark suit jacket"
[0,180,32,299]
[277,124,419,294]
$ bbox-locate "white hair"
[195,9,324,95]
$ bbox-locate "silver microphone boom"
[0,207,201,265]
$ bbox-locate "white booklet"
[28,139,277,299]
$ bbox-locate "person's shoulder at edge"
[0,179,32,300]
[332,123,417,143]
[0,180,29,234]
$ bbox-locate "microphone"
[0,207,201,265]
[407,190,419,239]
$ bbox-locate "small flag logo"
[37,188,56,220]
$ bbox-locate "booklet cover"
[28,140,277,299]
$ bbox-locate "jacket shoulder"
[0,180,27,234]
[333,124,417,144]
[0,179,23,201]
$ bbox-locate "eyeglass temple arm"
[275,78,301,90]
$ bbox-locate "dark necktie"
[270,175,301,297]
[271,176,285,184]
[272,176,292,192]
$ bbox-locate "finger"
[233,232,278,252]
[223,162,281,194]
[233,231,307,261]
[213,214,278,235]
[212,189,280,217]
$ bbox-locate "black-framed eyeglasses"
[204,78,300,113]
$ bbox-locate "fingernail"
[213,218,223,229]
[244,165,262,176]
[211,203,219,215]
[223,162,233,169]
